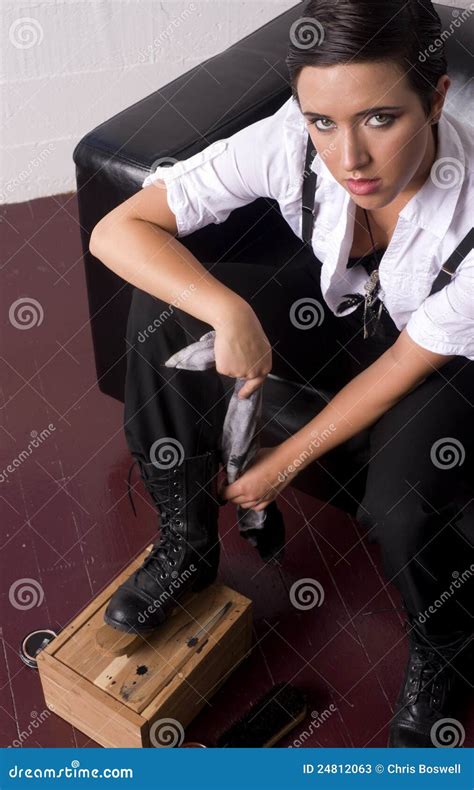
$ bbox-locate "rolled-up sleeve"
[141,102,290,238]
[405,251,474,359]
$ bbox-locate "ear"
[431,74,451,121]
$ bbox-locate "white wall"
[0,0,470,205]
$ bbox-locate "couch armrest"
[73,3,309,404]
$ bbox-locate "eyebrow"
[302,105,403,120]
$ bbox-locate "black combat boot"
[104,449,221,633]
[388,615,473,747]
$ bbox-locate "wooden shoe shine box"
[37,545,253,748]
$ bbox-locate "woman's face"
[297,61,449,211]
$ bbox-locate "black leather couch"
[73,2,473,516]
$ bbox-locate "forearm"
[89,217,248,329]
[274,347,419,480]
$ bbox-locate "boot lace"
[127,460,185,582]
[403,621,470,710]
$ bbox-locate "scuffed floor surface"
[1,195,472,749]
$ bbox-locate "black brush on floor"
[181,682,308,748]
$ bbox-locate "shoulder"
[442,112,474,210]
[233,94,308,199]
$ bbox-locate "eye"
[367,113,395,128]
[312,113,396,132]
[313,118,335,132]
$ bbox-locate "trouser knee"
[357,491,442,569]
[126,287,209,362]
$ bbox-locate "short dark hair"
[286,0,448,119]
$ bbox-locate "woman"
[90,0,474,747]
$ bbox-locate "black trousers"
[123,250,474,638]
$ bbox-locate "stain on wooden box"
[37,545,253,748]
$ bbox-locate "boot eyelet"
[173,546,180,553]
[168,558,176,567]
[159,571,167,580]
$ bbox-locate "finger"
[240,493,271,508]
[231,491,271,506]
[220,484,241,501]
[230,494,256,505]
[238,376,265,399]
[239,500,270,512]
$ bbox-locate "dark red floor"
[1,195,472,749]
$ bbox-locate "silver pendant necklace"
[361,208,384,339]
[335,208,385,337]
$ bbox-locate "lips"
[346,178,382,196]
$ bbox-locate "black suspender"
[428,227,474,295]
[301,132,473,296]
[302,134,317,245]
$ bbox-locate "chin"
[353,190,394,209]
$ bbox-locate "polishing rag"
[164,330,267,539]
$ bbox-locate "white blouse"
[142,95,474,360]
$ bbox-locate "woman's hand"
[214,305,272,399]
[218,446,297,511]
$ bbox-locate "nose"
[341,128,371,175]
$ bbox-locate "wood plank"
[55,584,250,713]
[36,651,146,748]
